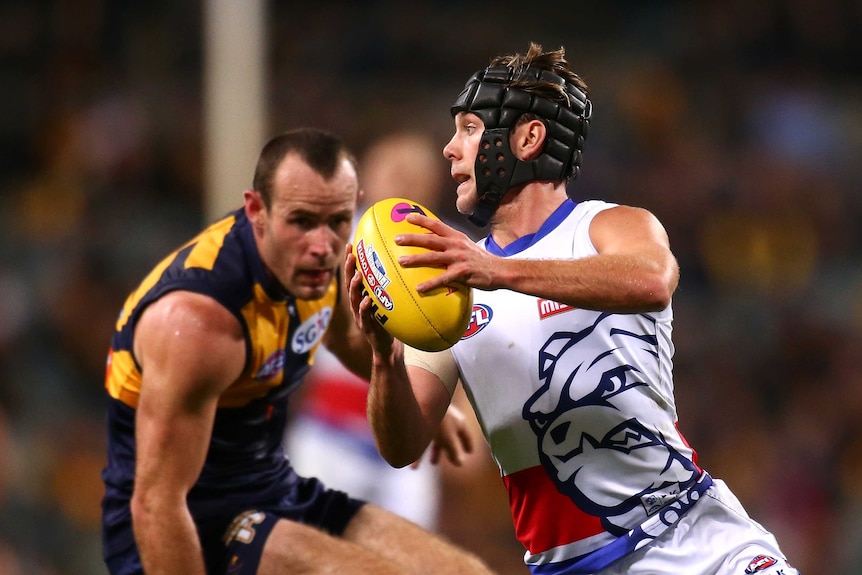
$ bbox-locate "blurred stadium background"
[2,1,862,573]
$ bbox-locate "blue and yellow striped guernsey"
[101,207,338,556]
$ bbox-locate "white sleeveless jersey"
[412,200,707,573]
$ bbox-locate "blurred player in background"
[347,44,799,574]
[286,132,459,529]
[100,128,493,575]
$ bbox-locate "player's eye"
[330,215,352,230]
[289,216,316,230]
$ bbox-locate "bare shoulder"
[135,291,245,392]
[590,204,670,250]
[136,291,242,339]
[593,204,664,229]
[137,290,243,338]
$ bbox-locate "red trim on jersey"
[503,465,604,553]
[675,422,701,470]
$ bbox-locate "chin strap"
[468,191,502,227]
[451,65,592,228]
[468,128,515,227]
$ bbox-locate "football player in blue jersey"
[101,128,492,575]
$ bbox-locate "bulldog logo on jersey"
[522,312,700,534]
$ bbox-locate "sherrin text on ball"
[352,198,472,351]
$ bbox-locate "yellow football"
[352,198,473,352]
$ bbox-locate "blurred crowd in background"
[2,1,862,573]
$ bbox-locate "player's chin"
[292,271,333,300]
[455,194,477,216]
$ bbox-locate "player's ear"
[244,189,266,227]
[512,119,546,161]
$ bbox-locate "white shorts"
[601,479,800,575]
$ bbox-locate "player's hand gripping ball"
[353,198,473,352]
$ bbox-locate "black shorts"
[104,475,366,575]
[207,476,366,574]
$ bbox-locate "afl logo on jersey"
[255,350,285,381]
[291,307,333,354]
[744,555,778,574]
[462,304,492,340]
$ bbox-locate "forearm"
[326,293,374,380]
[326,326,373,380]
[494,252,677,313]
[367,345,435,468]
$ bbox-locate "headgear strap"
[450,65,592,227]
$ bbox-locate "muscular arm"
[399,205,679,314]
[323,274,373,380]
[130,291,245,575]
[493,206,679,312]
[343,248,453,468]
[366,344,453,468]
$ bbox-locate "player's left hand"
[395,213,499,293]
[417,402,474,468]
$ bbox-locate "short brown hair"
[252,128,358,207]
[490,42,589,113]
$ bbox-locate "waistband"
[529,471,714,575]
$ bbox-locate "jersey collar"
[484,199,577,257]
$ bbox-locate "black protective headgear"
[450,65,592,227]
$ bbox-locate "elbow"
[130,486,183,531]
[646,280,673,310]
[652,257,679,309]
[130,491,155,534]
[373,429,428,468]
[384,456,415,469]
[378,443,424,469]
[637,269,678,311]
[131,489,148,516]
[645,290,672,311]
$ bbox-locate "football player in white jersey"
[346,43,799,575]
